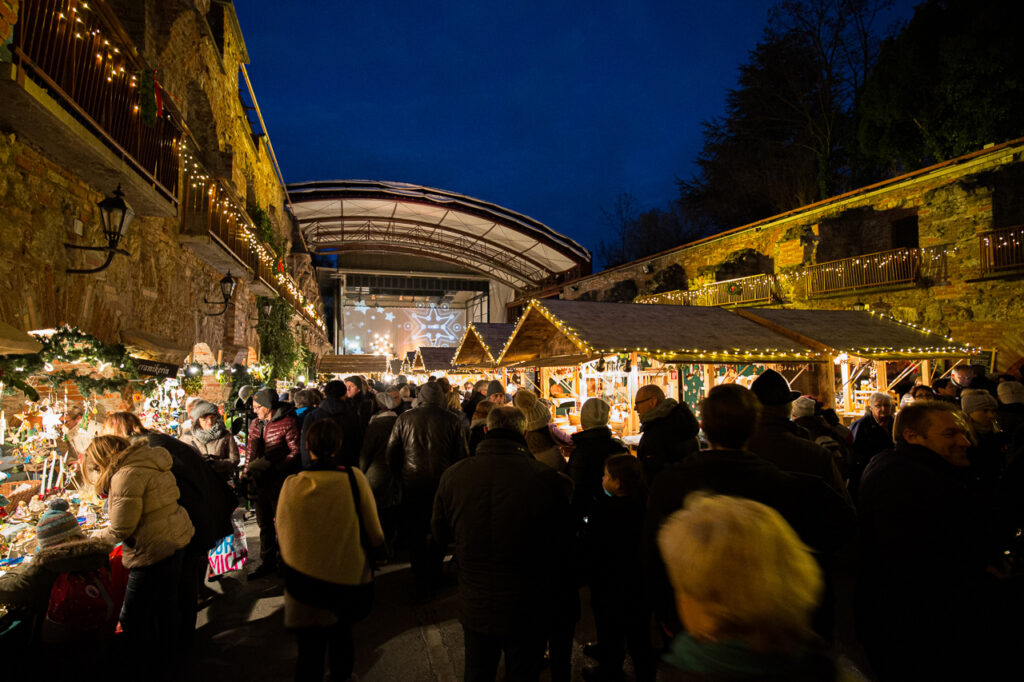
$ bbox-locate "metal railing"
[979,225,1024,275]
[636,273,776,307]
[804,247,920,297]
[179,138,327,334]
[12,0,180,201]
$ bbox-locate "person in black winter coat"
[747,370,850,502]
[567,398,627,528]
[644,385,856,638]
[584,454,655,682]
[634,385,699,484]
[856,401,1019,681]
[360,391,400,543]
[388,380,469,585]
[432,406,573,682]
[300,380,364,469]
[468,400,494,455]
[344,375,377,431]
[848,392,895,498]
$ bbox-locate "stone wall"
[0,0,329,410]
[558,141,1024,372]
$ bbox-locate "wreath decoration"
[727,283,743,296]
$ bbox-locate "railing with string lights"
[635,273,776,307]
[11,0,181,202]
[801,247,920,297]
[179,139,327,335]
[979,225,1024,275]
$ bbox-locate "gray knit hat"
[961,389,997,415]
[791,396,817,419]
[376,391,397,411]
[580,398,611,430]
[997,381,1024,405]
[525,401,552,431]
[189,400,220,422]
[253,387,279,409]
[487,380,505,397]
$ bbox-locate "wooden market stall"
[497,299,824,436]
[734,308,976,417]
[401,350,417,375]
[412,347,458,375]
[451,322,516,384]
[318,354,389,377]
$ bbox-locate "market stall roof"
[119,328,190,365]
[318,354,388,375]
[734,308,976,360]
[452,322,516,368]
[402,350,417,371]
[496,299,823,367]
[414,346,458,372]
[288,180,592,291]
[0,320,43,355]
[388,358,403,375]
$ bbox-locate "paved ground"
[186,515,874,682]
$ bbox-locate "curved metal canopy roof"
[287,180,592,291]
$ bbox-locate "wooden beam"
[921,359,932,386]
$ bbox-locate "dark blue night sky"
[236,1,918,259]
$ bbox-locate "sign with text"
[132,358,179,378]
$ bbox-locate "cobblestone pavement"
[187,515,872,682]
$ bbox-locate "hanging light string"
[179,138,326,333]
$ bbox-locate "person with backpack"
[277,418,386,682]
[0,498,117,673]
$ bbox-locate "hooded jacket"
[636,398,700,482]
[387,382,469,492]
[180,425,239,476]
[300,395,364,469]
[0,537,113,617]
[97,440,195,568]
[568,426,628,523]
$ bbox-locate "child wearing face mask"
[582,454,655,682]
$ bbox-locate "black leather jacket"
[386,384,469,491]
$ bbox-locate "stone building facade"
[551,139,1024,373]
[0,0,326,399]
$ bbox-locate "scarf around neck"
[193,420,228,444]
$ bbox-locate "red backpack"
[40,568,119,643]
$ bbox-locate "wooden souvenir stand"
[496,299,824,437]
[318,354,389,379]
[734,308,977,417]
[412,346,459,378]
[451,322,517,385]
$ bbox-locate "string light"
[179,140,327,334]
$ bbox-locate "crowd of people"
[2,364,1024,681]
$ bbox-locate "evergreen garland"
[256,297,298,382]
[0,326,160,401]
[138,69,157,127]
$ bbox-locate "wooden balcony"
[979,225,1024,275]
[1,0,180,215]
[804,247,920,297]
[178,138,327,335]
[636,273,776,307]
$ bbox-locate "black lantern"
[204,271,236,316]
[66,185,135,274]
[250,297,275,322]
[97,185,134,249]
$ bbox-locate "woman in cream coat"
[84,435,194,671]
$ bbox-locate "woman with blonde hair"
[84,435,194,673]
[657,493,834,680]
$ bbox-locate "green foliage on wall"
[256,296,298,383]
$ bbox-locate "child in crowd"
[584,454,655,682]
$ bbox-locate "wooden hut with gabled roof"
[388,358,403,376]
[413,347,458,373]
[496,299,823,367]
[318,354,389,376]
[452,322,516,368]
[401,350,417,374]
[735,307,977,413]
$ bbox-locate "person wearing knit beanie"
[189,400,220,423]
[513,389,538,410]
[525,400,552,432]
[791,396,817,419]
[36,498,84,549]
[376,391,398,412]
[487,380,507,404]
[961,389,998,416]
[580,398,611,430]
[997,381,1024,405]
[253,388,279,410]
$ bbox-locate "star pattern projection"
[409,306,463,346]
